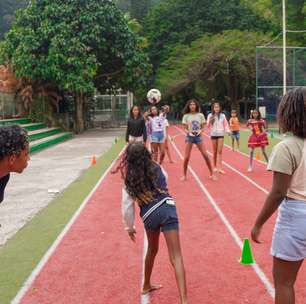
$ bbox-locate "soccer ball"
[147,89,161,104]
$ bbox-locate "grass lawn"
[0,138,125,304]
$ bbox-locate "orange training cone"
[256,152,262,161]
[91,155,97,166]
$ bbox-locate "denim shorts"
[186,135,202,144]
[231,131,240,140]
[144,200,179,232]
[151,131,165,143]
[271,199,306,261]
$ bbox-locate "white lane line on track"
[174,126,269,195]
[141,233,150,304]
[12,146,127,304]
[170,138,275,299]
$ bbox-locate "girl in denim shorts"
[181,99,215,181]
[121,143,188,303]
[145,106,168,164]
[251,88,306,304]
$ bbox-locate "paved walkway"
[0,128,124,245]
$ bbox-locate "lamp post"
[282,0,287,95]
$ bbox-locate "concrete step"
[0,118,31,126]
[28,127,62,142]
[22,122,47,131]
[30,132,73,154]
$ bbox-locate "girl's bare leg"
[236,138,240,150]
[211,139,218,169]
[159,143,166,165]
[196,142,213,176]
[151,143,158,162]
[165,139,174,163]
[261,147,269,162]
[163,230,188,304]
[273,257,303,304]
[142,230,163,294]
[231,137,235,151]
[248,148,254,171]
[217,138,225,173]
[182,143,193,180]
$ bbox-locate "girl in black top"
[125,105,147,144]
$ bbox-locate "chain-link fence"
[256,46,306,122]
[0,92,16,119]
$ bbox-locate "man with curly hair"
[0,125,29,203]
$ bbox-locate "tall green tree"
[156,30,272,111]
[145,0,274,68]
[0,0,151,132]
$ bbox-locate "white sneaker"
[247,166,253,172]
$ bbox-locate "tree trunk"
[75,92,85,133]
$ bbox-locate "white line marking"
[173,126,269,194]
[170,139,275,299]
[140,233,150,304]
[12,145,127,304]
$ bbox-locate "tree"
[145,0,275,68]
[0,0,152,132]
[155,30,272,111]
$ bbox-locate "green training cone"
[239,238,255,265]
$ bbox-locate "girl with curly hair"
[0,125,29,203]
[251,88,306,304]
[121,143,188,303]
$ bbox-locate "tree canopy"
[145,0,274,68]
[0,0,152,132]
[156,30,272,109]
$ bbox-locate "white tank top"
[288,140,306,201]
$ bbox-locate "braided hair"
[278,87,306,139]
[0,125,28,160]
[122,143,161,205]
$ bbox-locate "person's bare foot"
[141,284,163,295]
[181,175,187,181]
[169,160,175,163]
[218,169,226,174]
[209,174,218,181]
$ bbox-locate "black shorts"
[211,136,224,140]
[144,201,179,232]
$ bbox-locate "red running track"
[14,126,306,303]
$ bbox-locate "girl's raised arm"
[121,187,136,232]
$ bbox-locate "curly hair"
[183,99,200,114]
[0,125,28,161]
[122,143,161,204]
[278,87,306,138]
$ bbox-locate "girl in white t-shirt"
[251,88,306,304]
[144,106,168,164]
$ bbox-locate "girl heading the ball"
[182,99,215,181]
[144,105,169,165]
